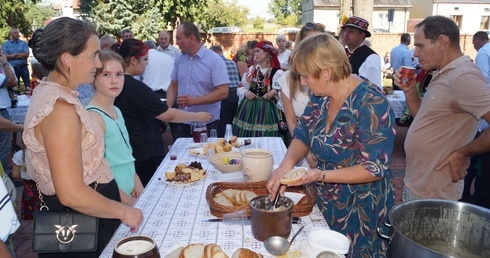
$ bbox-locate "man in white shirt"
[342,16,383,88]
[141,40,174,99]
[157,30,181,60]
[473,31,490,84]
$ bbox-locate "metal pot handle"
[376,219,394,242]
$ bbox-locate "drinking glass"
[209,129,218,142]
[191,122,207,142]
[168,145,177,160]
[200,132,208,143]
[224,124,233,141]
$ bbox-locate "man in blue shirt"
[166,22,229,140]
[209,45,240,137]
[473,31,490,84]
[2,28,30,91]
[390,33,413,90]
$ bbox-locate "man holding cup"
[393,16,490,202]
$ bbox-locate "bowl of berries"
[209,152,242,173]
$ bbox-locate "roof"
[314,0,412,7]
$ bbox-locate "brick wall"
[203,32,478,61]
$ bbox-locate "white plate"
[161,174,207,187]
[189,147,240,157]
[307,229,350,254]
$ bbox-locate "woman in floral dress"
[233,40,284,137]
[268,34,396,258]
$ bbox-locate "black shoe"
[11,99,17,108]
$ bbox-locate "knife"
[202,217,301,224]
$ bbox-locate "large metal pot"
[378,199,490,258]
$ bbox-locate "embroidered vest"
[346,45,377,75]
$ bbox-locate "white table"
[100,137,329,257]
[8,96,30,124]
[386,90,407,119]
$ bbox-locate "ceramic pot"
[113,235,160,258]
[241,148,273,181]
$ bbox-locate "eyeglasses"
[304,22,316,29]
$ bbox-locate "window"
[481,16,490,30]
[450,15,463,28]
[454,7,459,11]
[485,8,490,12]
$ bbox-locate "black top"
[346,45,377,75]
[115,75,168,161]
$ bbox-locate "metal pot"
[249,194,293,241]
[378,199,490,258]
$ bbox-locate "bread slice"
[180,244,205,258]
[166,246,183,258]
[231,248,261,258]
[213,250,229,258]
[165,171,176,180]
[279,168,308,185]
[204,243,225,258]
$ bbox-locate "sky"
[235,0,272,19]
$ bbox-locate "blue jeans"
[13,65,30,88]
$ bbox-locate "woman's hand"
[245,91,257,100]
[267,165,290,201]
[195,112,212,123]
[285,168,323,186]
[132,174,144,198]
[263,89,277,100]
[121,206,143,232]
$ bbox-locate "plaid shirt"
[221,56,240,88]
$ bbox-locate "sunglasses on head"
[303,22,316,29]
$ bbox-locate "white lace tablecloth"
[386,90,407,118]
[100,137,330,258]
[7,96,30,124]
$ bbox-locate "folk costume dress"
[233,64,283,137]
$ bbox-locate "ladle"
[269,193,280,210]
[264,225,305,256]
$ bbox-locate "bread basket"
[206,181,316,217]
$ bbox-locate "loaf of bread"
[166,246,183,258]
[175,243,229,258]
[180,244,205,258]
[213,189,257,207]
[231,248,263,258]
[214,139,233,153]
[279,168,308,185]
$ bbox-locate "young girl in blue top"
[87,50,143,205]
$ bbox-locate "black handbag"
[31,172,99,253]
[32,209,98,253]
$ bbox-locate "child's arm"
[119,189,136,206]
[11,164,21,180]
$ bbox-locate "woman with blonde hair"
[268,33,396,257]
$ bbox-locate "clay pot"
[113,235,160,258]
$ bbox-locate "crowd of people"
[0,14,489,258]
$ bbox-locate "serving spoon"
[264,225,305,256]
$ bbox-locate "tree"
[201,0,249,31]
[25,3,55,31]
[268,0,302,25]
[0,0,41,40]
[252,16,264,30]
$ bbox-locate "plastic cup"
[168,145,177,160]
[200,132,208,143]
[224,124,233,141]
[400,66,415,87]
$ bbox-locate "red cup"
[400,66,415,87]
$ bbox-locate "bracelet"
[321,170,327,185]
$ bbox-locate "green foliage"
[26,2,55,31]
[252,16,264,30]
[0,0,41,41]
[268,0,302,25]
[201,0,249,31]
